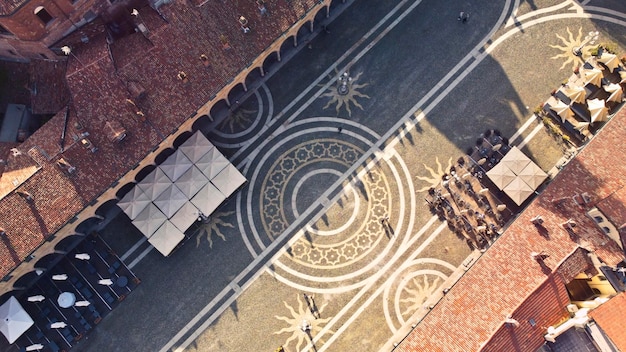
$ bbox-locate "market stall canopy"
[517,162,548,189]
[211,164,247,196]
[598,52,620,72]
[153,184,187,218]
[179,131,214,163]
[587,98,609,123]
[503,177,534,206]
[559,85,586,104]
[137,168,171,201]
[132,203,167,237]
[148,221,185,256]
[603,83,624,103]
[118,186,151,220]
[174,165,209,199]
[159,149,193,182]
[0,297,33,344]
[500,146,531,175]
[170,202,200,232]
[196,148,230,179]
[550,99,574,122]
[582,68,603,87]
[191,182,226,215]
[486,162,516,190]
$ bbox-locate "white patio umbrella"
[117,186,151,220]
[159,149,193,182]
[503,177,534,206]
[210,164,247,196]
[174,166,209,199]
[486,162,516,190]
[598,52,620,72]
[603,83,623,103]
[195,147,230,179]
[582,68,603,87]
[74,253,90,260]
[550,100,574,122]
[74,301,91,307]
[500,146,532,175]
[25,344,44,351]
[0,297,33,344]
[50,322,66,329]
[179,131,214,163]
[26,295,45,302]
[51,274,67,281]
[132,203,167,238]
[559,85,586,104]
[517,162,548,190]
[153,184,187,218]
[587,98,609,123]
[137,168,171,201]
[148,221,185,256]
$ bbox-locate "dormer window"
[34,6,54,25]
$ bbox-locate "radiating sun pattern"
[220,107,257,133]
[549,27,591,70]
[273,294,332,351]
[415,157,452,192]
[320,71,370,116]
[195,211,235,248]
[399,275,441,318]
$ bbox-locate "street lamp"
[337,72,352,95]
[572,31,599,56]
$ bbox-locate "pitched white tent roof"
[603,83,623,103]
[170,202,200,232]
[148,221,185,256]
[118,186,151,220]
[550,99,574,122]
[486,162,516,190]
[503,176,534,206]
[0,297,33,344]
[500,146,531,175]
[587,98,609,123]
[559,85,586,104]
[132,203,167,237]
[137,168,171,200]
[196,148,230,179]
[159,149,193,182]
[179,131,214,163]
[582,68,603,87]
[517,162,548,189]
[211,164,247,196]
[598,52,620,72]
[153,184,187,218]
[174,166,209,199]
[191,182,226,215]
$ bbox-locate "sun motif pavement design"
[415,156,452,192]
[273,294,333,352]
[320,71,370,116]
[550,27,594,70]
[194,211,235,248]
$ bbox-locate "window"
[34,6,54,25]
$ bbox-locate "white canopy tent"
[559,86,586,104]
[148,221,185,256]
[132,203,167,237]
[486,162,516,189]
[117,186,151,220]
[159,149,193,182]
[587,98,609,123]
[503,177,535,206]
[137,168,171,201]
[153,184,187,218]
[191,182,226,215]
[517,162,548,189]
[211,164,247,196]
[598,52,620,72]
[170,202,201,232]
[0,297,33,344]
[179,132,214,163]
[174,166,209,199]
[500,146,531,175]
[549,100,574,122]
[603,83,624,103]
[196,148,230,179]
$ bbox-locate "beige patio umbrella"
[603,83,624,103]
[517,163,547,190]
[620,70,626,84]
[598,52,620,72]
[503,177,534,206]
[587,98,609,123]
[500,146,531,175]
[559,86,586,104]
[486,162,516,190]
[550,100,574,122]
[582,68,603,87]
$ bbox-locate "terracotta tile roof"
[0,61,30,114]
[29,59,70,115]
[395,108,626,352]
[0,0,322,279]
[589,292,626,351]
[0,0,27,16]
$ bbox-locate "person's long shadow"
[383,222,395,238]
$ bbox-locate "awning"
[503,176,534,206]
[587,98,609,123]
[117,186,151,220]
[159,149,193,182]
[517,162,548,189]
[196,148,230,179]
[179,131,214,163]
[0,297,33,344]
[174,165,209,199]
[132,203,167,237]
[500,146,531,175]
[137,167,171,201]
[486,162,516,190]
[153,184,187,218]
[148,221,185,256]
[210,164,247,196]
[191,182,226,215]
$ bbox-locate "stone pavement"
[72,0,626,351]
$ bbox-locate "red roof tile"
[29,59,70,115]
[395,108,626,352]
[0,0,27,16]
[589,292,626,351]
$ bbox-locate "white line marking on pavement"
[505,0,574,28]
[509,114,537,143]
[127,245,153,269]
[120,237,147,261]
[515,123,544,150]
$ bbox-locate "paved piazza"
[73,0,626,351]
